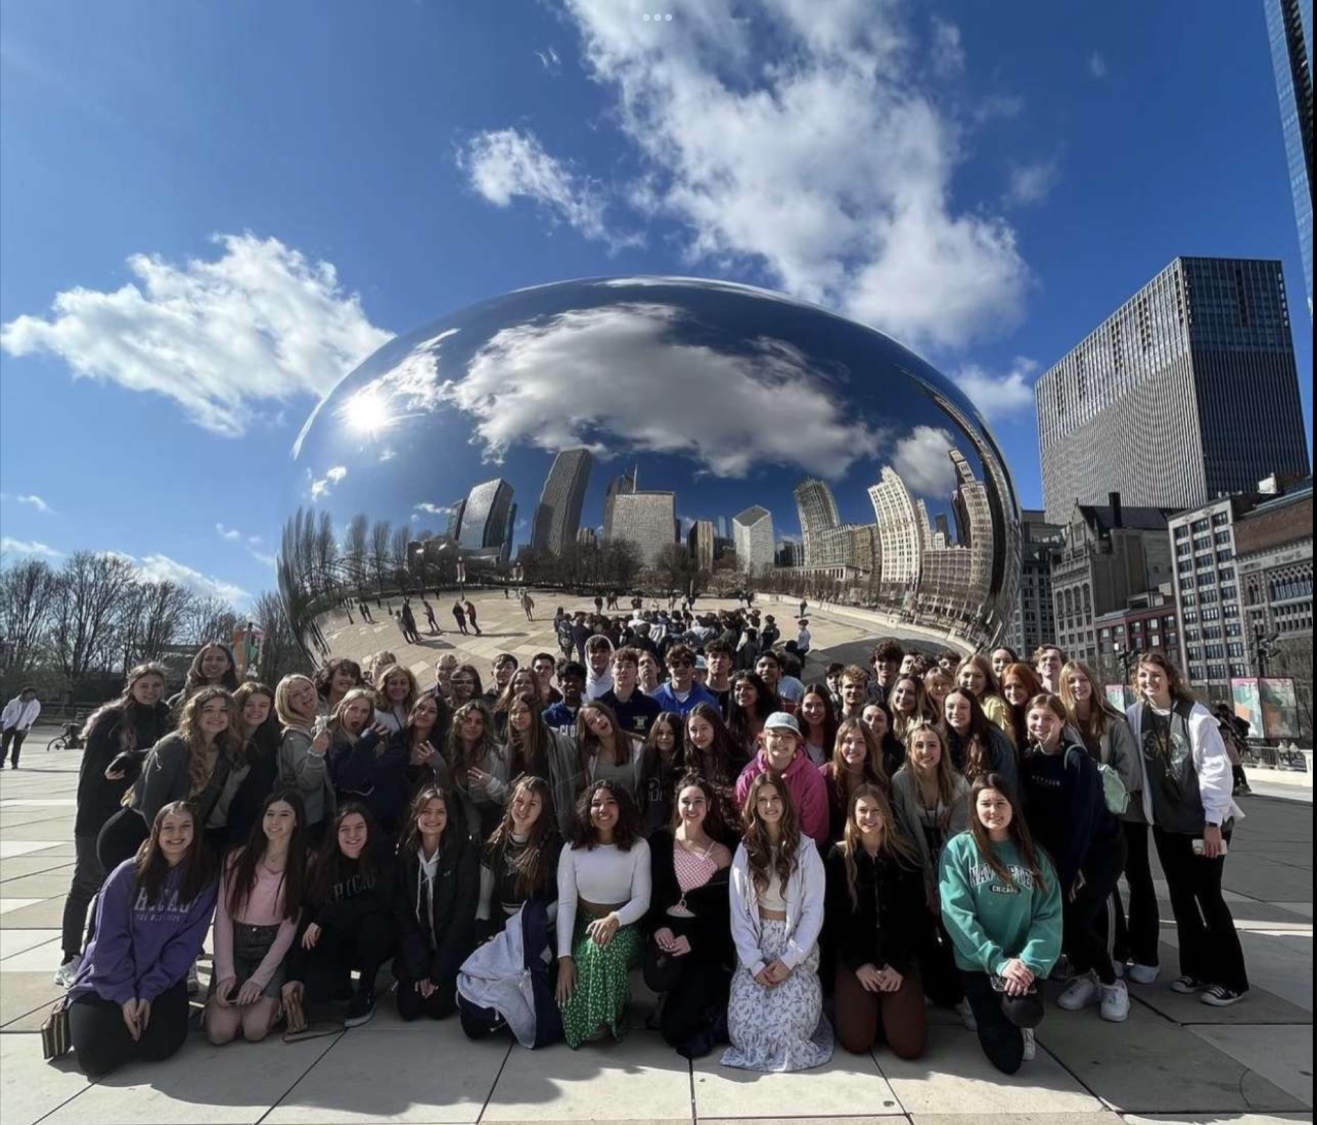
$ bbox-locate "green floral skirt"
[560,918,642,1048]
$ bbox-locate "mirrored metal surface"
[280,276,1020,656]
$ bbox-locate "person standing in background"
[2,686,42,768]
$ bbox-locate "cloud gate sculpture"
[280,277,1021,656]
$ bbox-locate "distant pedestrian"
[1,686,41,769]
[521,591,535,621]
[401,601,420,644]
[423,600,440,635]
[464,599,482,636]
[453,601,469,635]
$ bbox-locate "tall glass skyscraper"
[1265,0,1313,315]
[1036,257,1310,523]
[530,448,593,557]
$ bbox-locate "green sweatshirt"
[938,832,1062,978]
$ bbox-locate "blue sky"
[1,0,1311,607]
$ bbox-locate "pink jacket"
[734,750,830,845]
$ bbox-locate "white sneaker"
[1127,963,1159,985]
[1100,980,1130,1022]
[1057,971,1100,1011]
[954,997,977,1031]
[53,957,81,989]
[1021,1027,1036,1061]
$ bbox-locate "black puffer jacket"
[392,833,479,988]
[75,702,173,837]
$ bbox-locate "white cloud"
[216,523,242,541]
[1088,51,1108,78]
[310,464,348,501]
[449,301,889,478]
[134,554,250,604]
[490,0,1031,352]
[414,502,453,516]
[535,45,562,72]
[18,494,54,514]
[930,17,965,76]
[971,93,1025,123]
[951,357,1038,422]
[461,128,642,252]
[0,537,65,560]
[0,234,392,437]
[1004,158,1061,207]
[891,425,958,497]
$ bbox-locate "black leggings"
[395,977,457,1021]
[642,941,731,1054]
[1064,832,1127,985]
[917,912,964,1007]
[298,913,395,1001]
[960,970,1044,1076]
[1112,820,1160,968]
[97,807,150,874]
[1154,827,1248,993]
[69,980,190,1079]
[62,834,105,961]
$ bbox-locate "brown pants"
[834,962,927,1059]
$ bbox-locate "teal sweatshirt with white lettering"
[938,832,1062,978]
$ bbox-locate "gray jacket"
[131,732,250,828]
[278,726,336,827]
[1095,714,1146,823]
[890,766,970,898]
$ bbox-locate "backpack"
[1065,745,1128,816]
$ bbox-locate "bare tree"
[390,525,412,591]
[48,551,138,678]
[343,514,369,595]
[249,590,312,685]
[183,594,239,646]
[314,510,340,598]
[652,542,696,596]
[0,558,57,674]
[369,520,392,600]
[119,580,195,667]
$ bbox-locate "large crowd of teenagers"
[42,600,1256,1083]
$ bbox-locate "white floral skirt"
[720,919,833,1072]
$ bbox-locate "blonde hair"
[903,719,961,807]
[176,687,246,797]
[373,662,419,716]
[1059,660,1123,742]
[329,687,377,734]
[274,674,318,731]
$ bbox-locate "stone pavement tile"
[1142,938,1313,1021]
[41,1032,342,1125]
[1124,1115,1314,1124]
[0,932,66,971]
[877,1026,1101,1116]
[1222,856,1313,903]
[1275,903,1314,919]
[0,872,76,897]
[910,1115,1122,1125]
[265,1023,510,1123]
[0,856,73,880]
[0,841,64,859]
[482,1033,692,1122]
[1188,1024,1314,1109]
[1128,979,1312,1027]
[0,897,66,929]
[0,971,65,1027]
[0,820,78,841]
[0,898,42,915]
[0,1033,93,1125]
[1034,1004,1306,1115]
[691,1045,903,1118]
[0,810,79,829]
[0,927,60,959]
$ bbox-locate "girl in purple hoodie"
[66,801,218,1077]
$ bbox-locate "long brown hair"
[1132,651,1195,704]
[134,801,216,907]
[225,790,308,921]
[83,661,169,751]
[180,642,239,697]
[445,700,498,780]
[575,701,630,773]
[669,771,731,842]
[397,786,461,863]
[176,687,247,798]
[485,776,561,899]
[569,780,642,851]
[505,691,548,778]
[1060,660,1124,742]
[684,703,740,790]
[903,719,962,807]
[967,773,1046,892]
[941,687,998,781]
[829,718,888,811]
[740,772,801,896]
[837,782,920,909]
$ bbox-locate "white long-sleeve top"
[729,835,825,978]
[1,697,41,732]
[556,839,651,954]
[1126,700,1243,827]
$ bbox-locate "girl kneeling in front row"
[556,781,651,1047]
[939,774,1061,1075]
[723,773,832,1072]
[826,784,927,1060]
[67,802,218,1078]
[205,791,309,1045]
[392,786,479,1021]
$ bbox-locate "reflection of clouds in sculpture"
[449,302,886,478]
[891,425,957,496]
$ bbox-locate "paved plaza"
[0,594,1311,1125]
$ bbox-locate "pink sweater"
[734,751,830,845]
[213,852,298,991]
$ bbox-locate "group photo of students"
[50,609,1250,1082]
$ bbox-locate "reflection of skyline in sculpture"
[531,448,593,557]
[734,505,775,574]
[278,276,1021,654]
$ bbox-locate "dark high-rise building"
[1036,257,1310,524]
[459,478,515,560]
[1008,510,1064,655]
[531,448,593,557]
[1265,0,1313,315]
